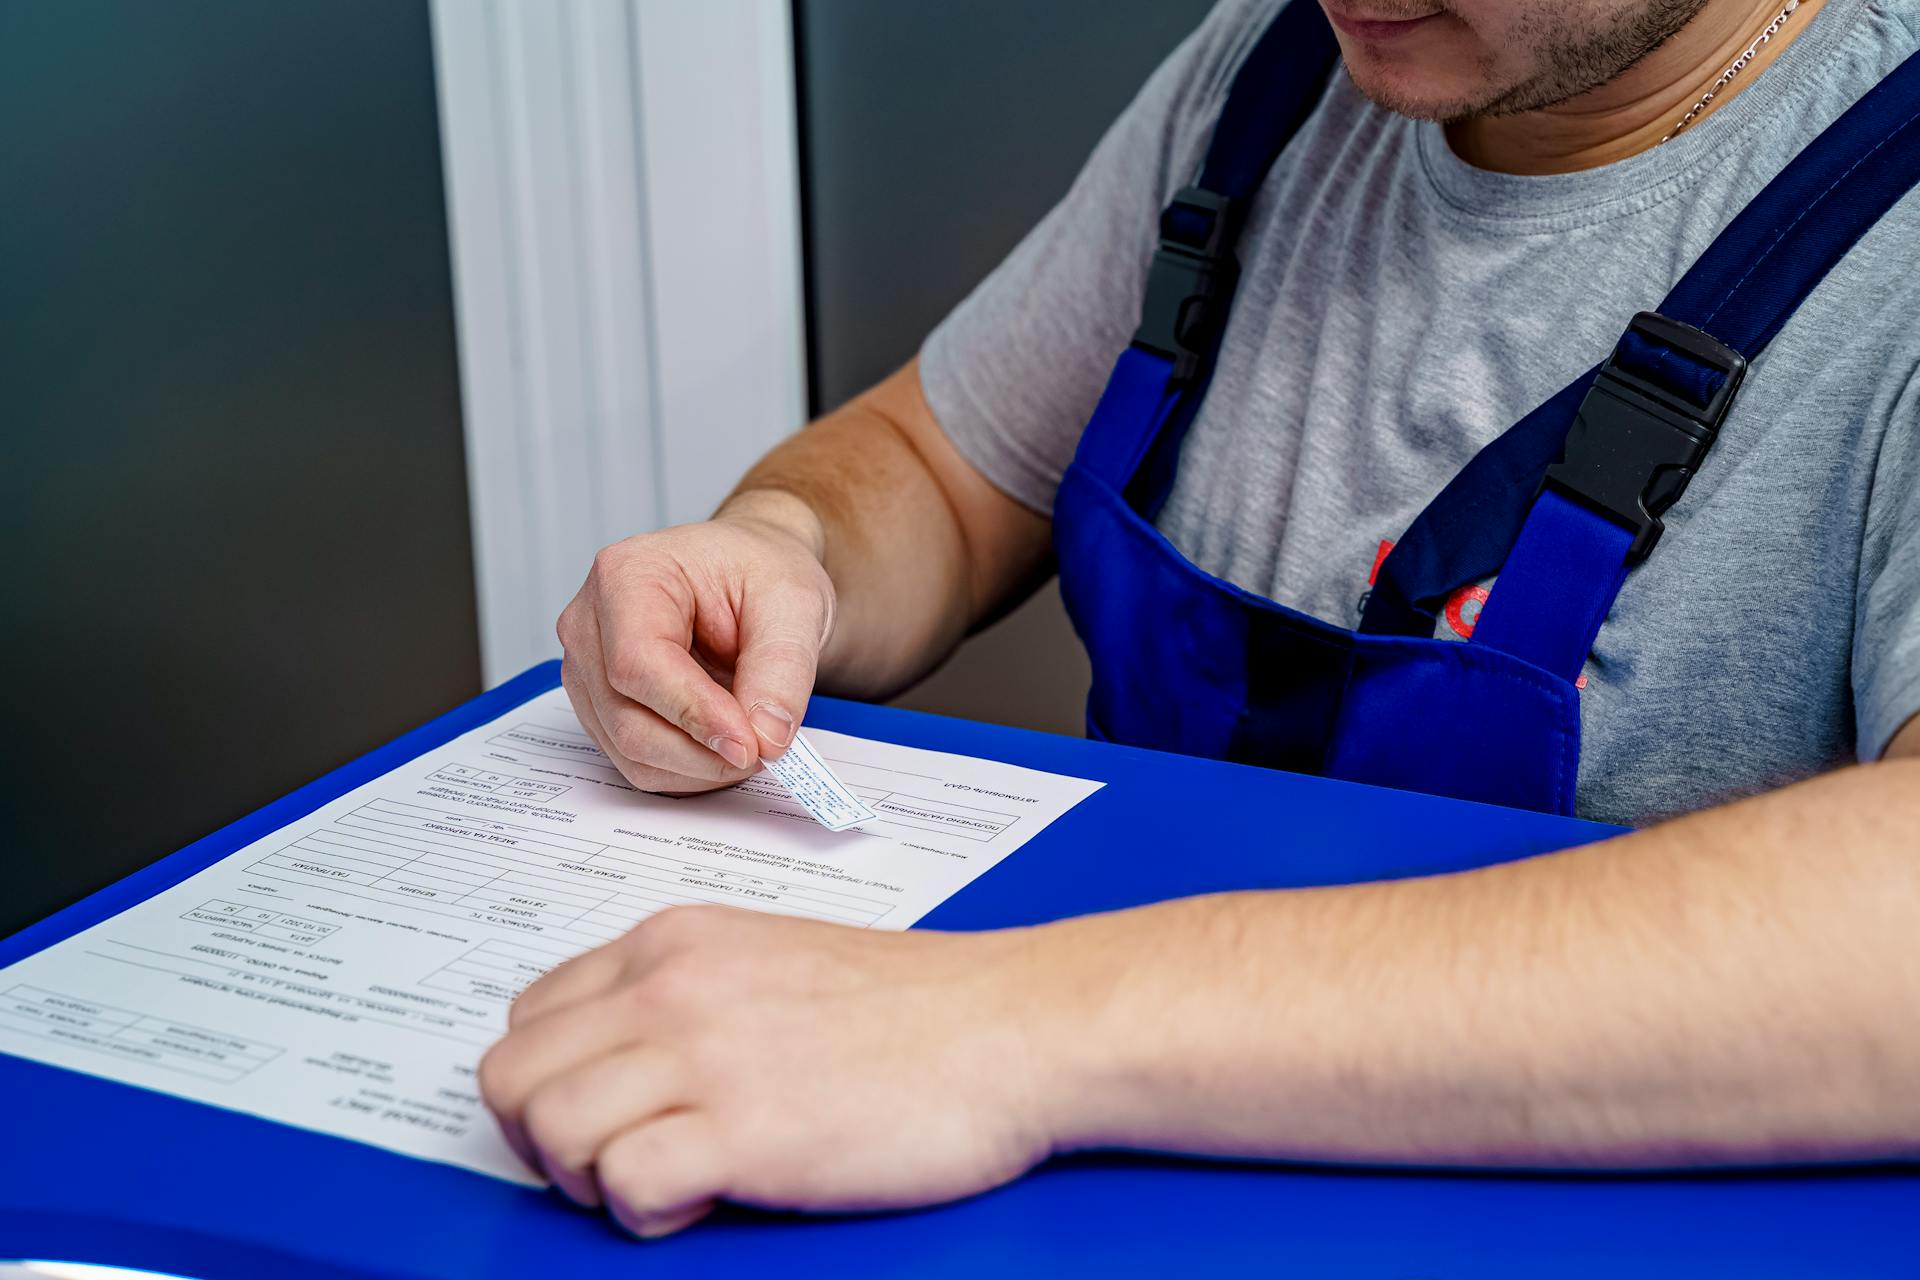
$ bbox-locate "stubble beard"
[1349,0,1716,123]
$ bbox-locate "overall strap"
[1364,43,1920,670]
[1076,0,1339,493]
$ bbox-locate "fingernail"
[708,735,755,771]
[748,701,795,749]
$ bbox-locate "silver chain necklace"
[1661,0,1802,143]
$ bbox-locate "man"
[477,0,1920,1240]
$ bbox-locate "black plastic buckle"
[1544,311,1747,563]
[1130,186,1243,385]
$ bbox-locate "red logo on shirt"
[1370,539,1485,638]
[1367,539,1586,686]
[1444,585,1490,639]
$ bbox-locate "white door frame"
[430,0,809,685]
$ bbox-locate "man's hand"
[555,360,1053,795]
[475,750,1920,1239]
[557,496,835,794]
[477,906,1058,1238]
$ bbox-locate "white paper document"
[0,687,1102,1184]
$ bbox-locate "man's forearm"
[1029,756,1920,1167]
[721,408,966,699]
[719,360,1050,700]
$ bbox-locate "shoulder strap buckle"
[1544,311,1748,563]
[1130,186,1243,385]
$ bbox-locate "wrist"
[999,911,1158,1156]
[716,487,829,565]
[1008,894,1332,1158]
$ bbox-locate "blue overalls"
[1055,0,1920,815]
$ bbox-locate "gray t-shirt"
[922,0,1920,826]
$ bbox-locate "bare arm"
[479,723,1920,1236]
[724,357,1052,700]
[1041,724,1920,1167]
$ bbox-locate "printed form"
[0,687,1102,1184]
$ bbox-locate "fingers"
[479,994,649,1154]
[729,582,829,761]
[597,1110,725,1239]
[595,571,759,766]
[509,946,628,1029]
[559,653,624,777]
[521,1044,685,1209]
[511,905,727,1034]
[561,634,742,795]
[579,611,753,781]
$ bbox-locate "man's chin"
[1340,62,1498,124]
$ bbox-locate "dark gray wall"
[0,1,477,937]
[793,0,1213,733]
[796,0,1213,408]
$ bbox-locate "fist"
[477,906,1058,1237]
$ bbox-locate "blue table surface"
[3,661,1915,1278]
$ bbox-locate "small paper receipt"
[761,732,879,831]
